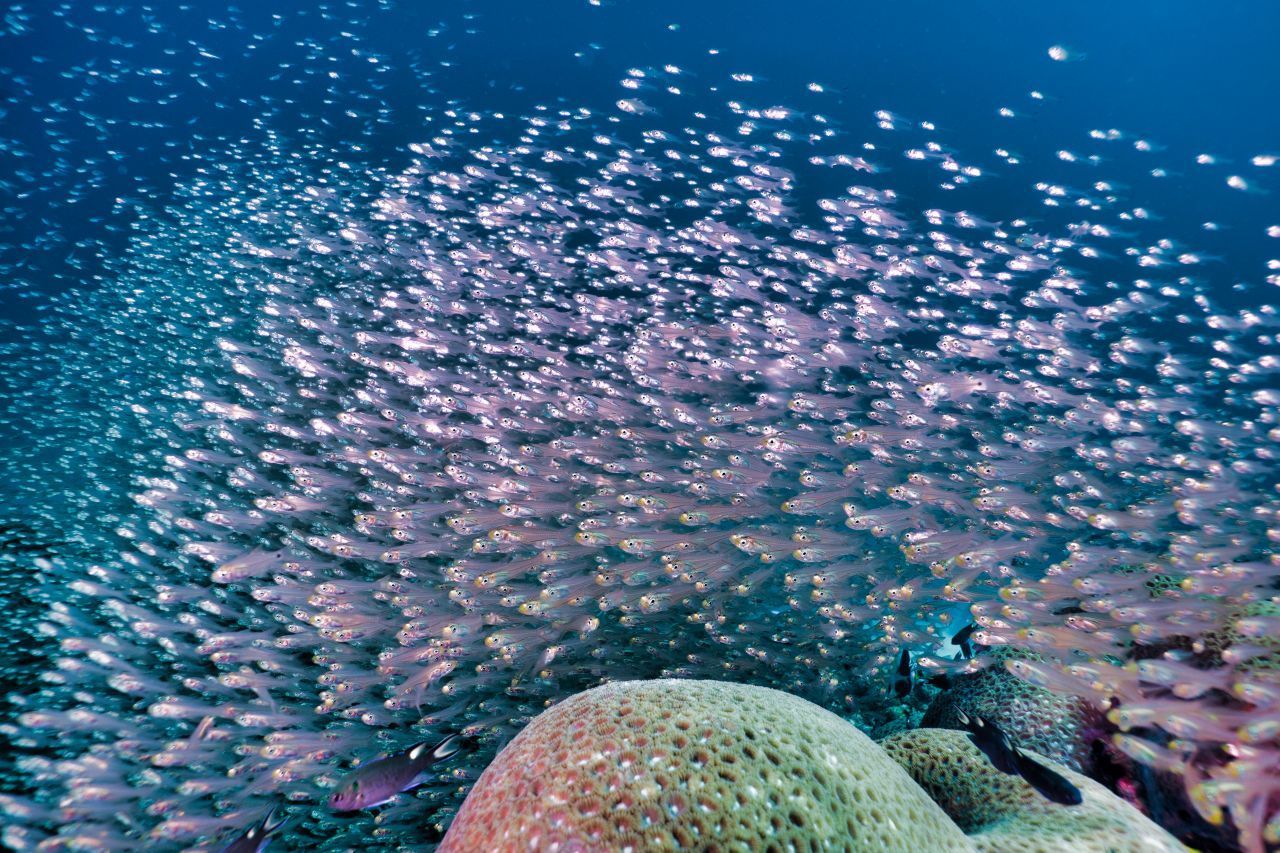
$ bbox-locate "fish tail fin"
[262,803,289,834]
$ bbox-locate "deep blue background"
[1,0,1279,334]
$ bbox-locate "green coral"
[880,728,1187,853]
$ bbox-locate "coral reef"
[879,728,1187,853]
[441,680,972,852]
[922,650,1102,772]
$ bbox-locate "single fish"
[217,805,287,853]
[956,711,1082,805]
[328,733,468,812]
[956,709,1020,773]
[892,648,913,698]
[951,622,978,660]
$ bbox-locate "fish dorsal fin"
[408,741,430,762]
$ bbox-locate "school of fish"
[2,10,1280,853]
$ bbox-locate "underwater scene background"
[2,1,1280,850]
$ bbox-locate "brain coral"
[440,679,972,852]
[921,651,1101,772]
[879,728,1186,853]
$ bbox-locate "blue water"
[3,0,1278,334]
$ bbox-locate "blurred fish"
[329,734,469,812]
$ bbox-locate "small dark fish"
[328,733,468,812]
[956,709,1020,774]
[925,673,952,690]
[956,711,1082,805]
[218,805,287,853]
[951,622,978,660]
[892,648,912,698]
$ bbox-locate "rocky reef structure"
[880,727,1186,853]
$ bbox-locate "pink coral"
[440,680,971,852]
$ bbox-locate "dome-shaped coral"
[440,679,973,852]
[879,728,1186,853]
[921,650,1101,772]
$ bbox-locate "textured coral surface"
[441,680,972,852]
[880,728,1186,853]
[921,651,1101,772]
